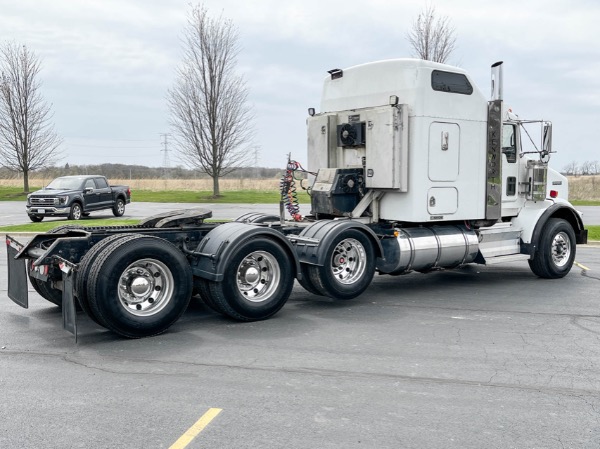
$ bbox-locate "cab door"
[94,177,113,208]
[82,178,100,210]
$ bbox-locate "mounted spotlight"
[308,107,315,117]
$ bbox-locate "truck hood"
[29,189,79,196]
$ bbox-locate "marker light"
[549,190,558,198]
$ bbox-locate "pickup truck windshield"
[45,177,86,190]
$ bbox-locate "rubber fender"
[528,203,586,256]
[296,219,384,266]
[192,221,301,282]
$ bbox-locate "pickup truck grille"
[30,197,59,206]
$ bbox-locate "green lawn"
[571,200,600,206]
[588,225,600,242]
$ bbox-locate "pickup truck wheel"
[76,233,144,327]
[528,218,576,279]
[113,198,126,217]
[203,237,293,321]
[29,215,43,222]
[306,229,375,300]
[87,236,192,338]
[69,202,82,220]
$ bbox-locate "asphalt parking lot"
[1,235,600,448]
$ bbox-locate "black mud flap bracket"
[59,260,78,342]
[6,235,28,308]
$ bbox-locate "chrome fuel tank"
[378,225,479,274]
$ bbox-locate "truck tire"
[27,225,86,308]
[234,213,280,223]
[306,228,375,300]
[86,236,193,338]
[76,233,145,326]
[29,276,63,307]
[113,198,126,217]
[194,278,230,316]
[297,264,324,296]
[69,202,83,220]
[202,237,294,321]
[528,218,576,279]
[29,215,43,222]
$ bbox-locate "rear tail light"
[549,190,558,198]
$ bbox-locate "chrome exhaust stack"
[491,61,504,101]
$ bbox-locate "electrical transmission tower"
[160,133,171,179]
[254,146,260,178]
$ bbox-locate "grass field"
[568,176,600,204]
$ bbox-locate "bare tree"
[168,4,254,197]
[580,160,593,176]
[0,42,62,192]
[406,5,456,64]
[562,161,579,176]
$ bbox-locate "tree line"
[562,161,600,176]
[0,163,285,181]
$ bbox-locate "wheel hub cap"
[118,259,174,316]
[236,251,280,303]
[331,238,366,285]
[551,232,571,267]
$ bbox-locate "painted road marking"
[169,408,223,449]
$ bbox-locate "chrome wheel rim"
[236,251,280,303]
[551,232,571,267]
[118,258,174,316]
[72,205,81,219]
[330,238,367,284]
[117,201,125,214]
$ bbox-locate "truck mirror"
[543,122,552,154]
[84,187,94,194]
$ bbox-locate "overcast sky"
[1,0,599,172]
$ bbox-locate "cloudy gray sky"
[1,0,599,171]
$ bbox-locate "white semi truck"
[6,59,587,339]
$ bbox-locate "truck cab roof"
[320,58,486,121]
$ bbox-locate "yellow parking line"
[574,261,591,271]
[169,408,223,449]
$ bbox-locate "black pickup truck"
[26,175,131,222]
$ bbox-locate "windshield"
[45,177,85,190]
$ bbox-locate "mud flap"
[62,270,77,341]
[6,237,28,308]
